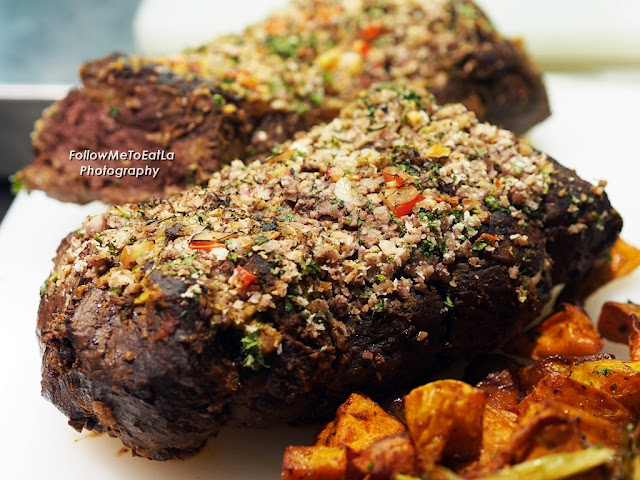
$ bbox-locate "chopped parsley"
[9,175,25,195]
[300,257,320,275]
[419,240,447,257]
[107,242,119,256]
[40,273,58,298]
[309,92,323,106]
[472,237,490,251]
[241,327,269,370]
[108,106,120,117]
[279,213,296,222]
[443,295,454,309]
[254,235,269,245]
[484,196,511,213]
[212,93,226,106]
[266,35,301,58]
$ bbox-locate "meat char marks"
[38,86,620,459]
[18,0,549,204]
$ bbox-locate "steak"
[18,0,549,204]
[38,86,620,460]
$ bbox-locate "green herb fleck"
[443,295,454,309]
[458,4,478,18]
[300,257,320,275]
[366,7,383,18]
[254,235,269,245]
[108,106,120,117]
[9,175,25,195]
[373,302,384,313]
[107,243,119,256]
[241,326,269,370]
[419,240,446,257]
[266,35,301,58]
[310,92,323,106]
[322,70,334,84]
[40,273,58,298]
[484,196,511,213]
[114,206,131,218]
[472,237,490,251]
[285,299,294,312]
[212,93,226,106]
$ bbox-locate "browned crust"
[17,0,549,204]
[36,86,617,459]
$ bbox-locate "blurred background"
[1,0,639,221]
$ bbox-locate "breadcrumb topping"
[49,86,559,361]
[111,0,496,115]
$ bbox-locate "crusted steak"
[18,0,549,204]
[38,86,618,460]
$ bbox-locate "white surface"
[476,0,640,66]
[1,73,639,477]
[134,0,288,55]
[134,0,640,66]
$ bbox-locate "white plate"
[0,72,639,478]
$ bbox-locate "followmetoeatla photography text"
[69,149,175,179]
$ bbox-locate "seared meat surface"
[18,0,548,204]
[38,86,618,460]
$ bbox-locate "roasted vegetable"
[282,445,347,480]
[351,433,418,479]
[314,393,406,454]
[598,301,640,343]
[457,405,518,477]
[564,238,640,301]
[404,380,486,467]
[517,372,634,429]
[477,447,615,480]
[508,304,603,360]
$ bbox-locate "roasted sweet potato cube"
[315,419,336,447]
[566,359,640,415]
[465,354,522,412]
[456,405,518,477]
[563,238,640,301]
[508,304,603,360]
[504,400,622,465]
[598,301,640,344]
[282,445,347,480]
[315,393,405,454]
[518,354,615,394]
[351,432,418,480]
[518,356,572,394]
[608,237,640,278]
[404,380,486,466]
[517,372,634,428]
[629,316,640,361]
[474,369,521,412]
